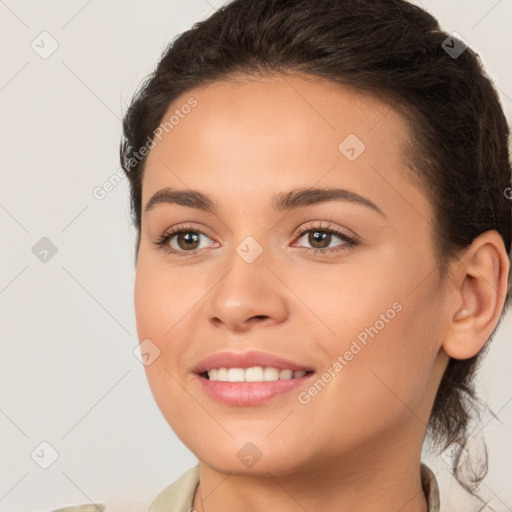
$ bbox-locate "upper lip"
[193,350,315,374]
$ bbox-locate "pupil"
[179,231,199,250]
[309,231,329,249]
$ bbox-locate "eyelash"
[153,221,359,257]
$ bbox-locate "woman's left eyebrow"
[144,186,386,218]
[272,187,386,217]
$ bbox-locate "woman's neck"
[191,447,429,512]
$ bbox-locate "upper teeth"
[207,367,307,382]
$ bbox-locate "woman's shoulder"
[50,505,105,512]
[46,465,198,512]
[149,464,200,512]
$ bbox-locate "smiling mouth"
[195,367,317,406]
[199,368,316,382]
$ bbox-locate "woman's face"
[134,73,451,476]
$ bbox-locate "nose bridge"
[219,200,273,266]
[204,231,288,329]
[220,235,271,303]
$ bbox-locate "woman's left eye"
[153,222,358,257]
[292,224,358,254]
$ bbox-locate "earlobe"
[442,230,509,360]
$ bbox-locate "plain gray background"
[1,1,511,511]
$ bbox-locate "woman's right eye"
[154,226,216,257]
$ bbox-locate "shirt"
[148,462,441,512]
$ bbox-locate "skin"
[133,72,509,512]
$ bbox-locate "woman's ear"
[443,230,510,360]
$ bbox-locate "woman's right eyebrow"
[144,186,386,218]
[144,187,215,214]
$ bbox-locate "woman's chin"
[196,452,310,478]
[185,435,312,476]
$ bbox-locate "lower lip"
[194,372,315,406]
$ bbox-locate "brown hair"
[119,0,512,504]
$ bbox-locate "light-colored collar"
[149,462,441,512]
[421,462,441,512]
[149,464,199,512]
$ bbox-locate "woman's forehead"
[164,73,405,137]
[141,74,425,220]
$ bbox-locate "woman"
[64,0,512,511]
